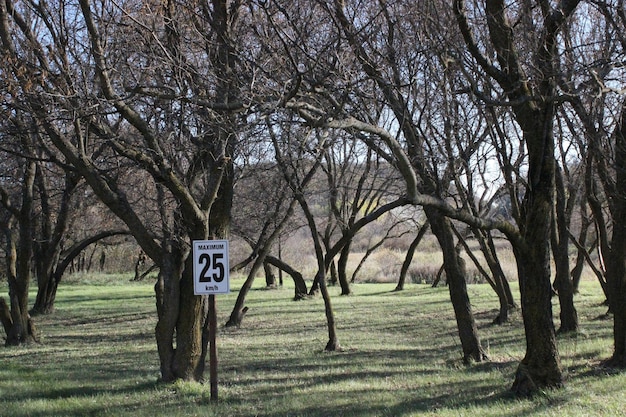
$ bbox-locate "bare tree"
[226,127,315,327]
[320,0,489,364]
[249,0,492,363]
[565,0,626,366]
[0,126,38,345]
[269,120,342,350]
[322,136,407,295]
[0,0,247,381]
[453,0,588,393]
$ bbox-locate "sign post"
[193,240,229,403]
[208,294,218,402]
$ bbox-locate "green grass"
[0,277,623,416]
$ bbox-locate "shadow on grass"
[212,346,526,416]
[2,281,616,417]
[216,365,540,417]
[62,310,155,327]
[358,286,449,299]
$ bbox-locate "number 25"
[199,253,225,282]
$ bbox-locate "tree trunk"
[396,222,429,291]
[154,171,233,382]
[552,167,578,333]
[605,108,626,367]
[32,247,62,315]
[570,223,590,294]
[31,170,80,315]
[454,0,579,394]
[552,236,578,333]
[337,243,351,295]
[266,255,308,300]
[426,208,487,363]
[606,239,626,367]
[480,230,516,324]
[4,243,35,346]
[512,243,562,395]
[317,270,341,351]
[297,188,341,351]
[0,297,12,339]
[173,255,207,381]
[153,244,215,383]
[264,260,276,288]
[32,230,129,315]
[328,259,338,286]
[32,273,60,316]
[309,274,320,295]
[511,115,563,395]
[4,161,38,346]
[154,248,183,382]
[226,251,266,327]
[455,225,514,324]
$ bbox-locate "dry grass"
[231,231,598,288]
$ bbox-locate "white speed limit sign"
[192,240,230,295]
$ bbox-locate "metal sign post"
[193,240,230,403]
[208,294,218,402]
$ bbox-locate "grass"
[0,276,624,416]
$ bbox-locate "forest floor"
[0,275,623,416]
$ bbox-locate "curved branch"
[56,230,131,277]
[78,0,207,231]
[453,0,508,86]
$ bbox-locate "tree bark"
[266,256,308,300]
[604,106,626,367]
[263,260,277,288]
[174,255,207,381]
[154,240,216,383]
[426,208,487,363]
[30,171,80,315]
[396,222,429,291]
[510,105,563,395]
[154,248,183,382]
[570,215,592,294]
[510,119,563,394]
[511,241,562,395]
[4,161,38,346]
[0,297,12,339]
[606,232,626,367]
[478,229,516,324]
[337,243,351,295]
[551,167,578,333]
[319,270,340,351]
